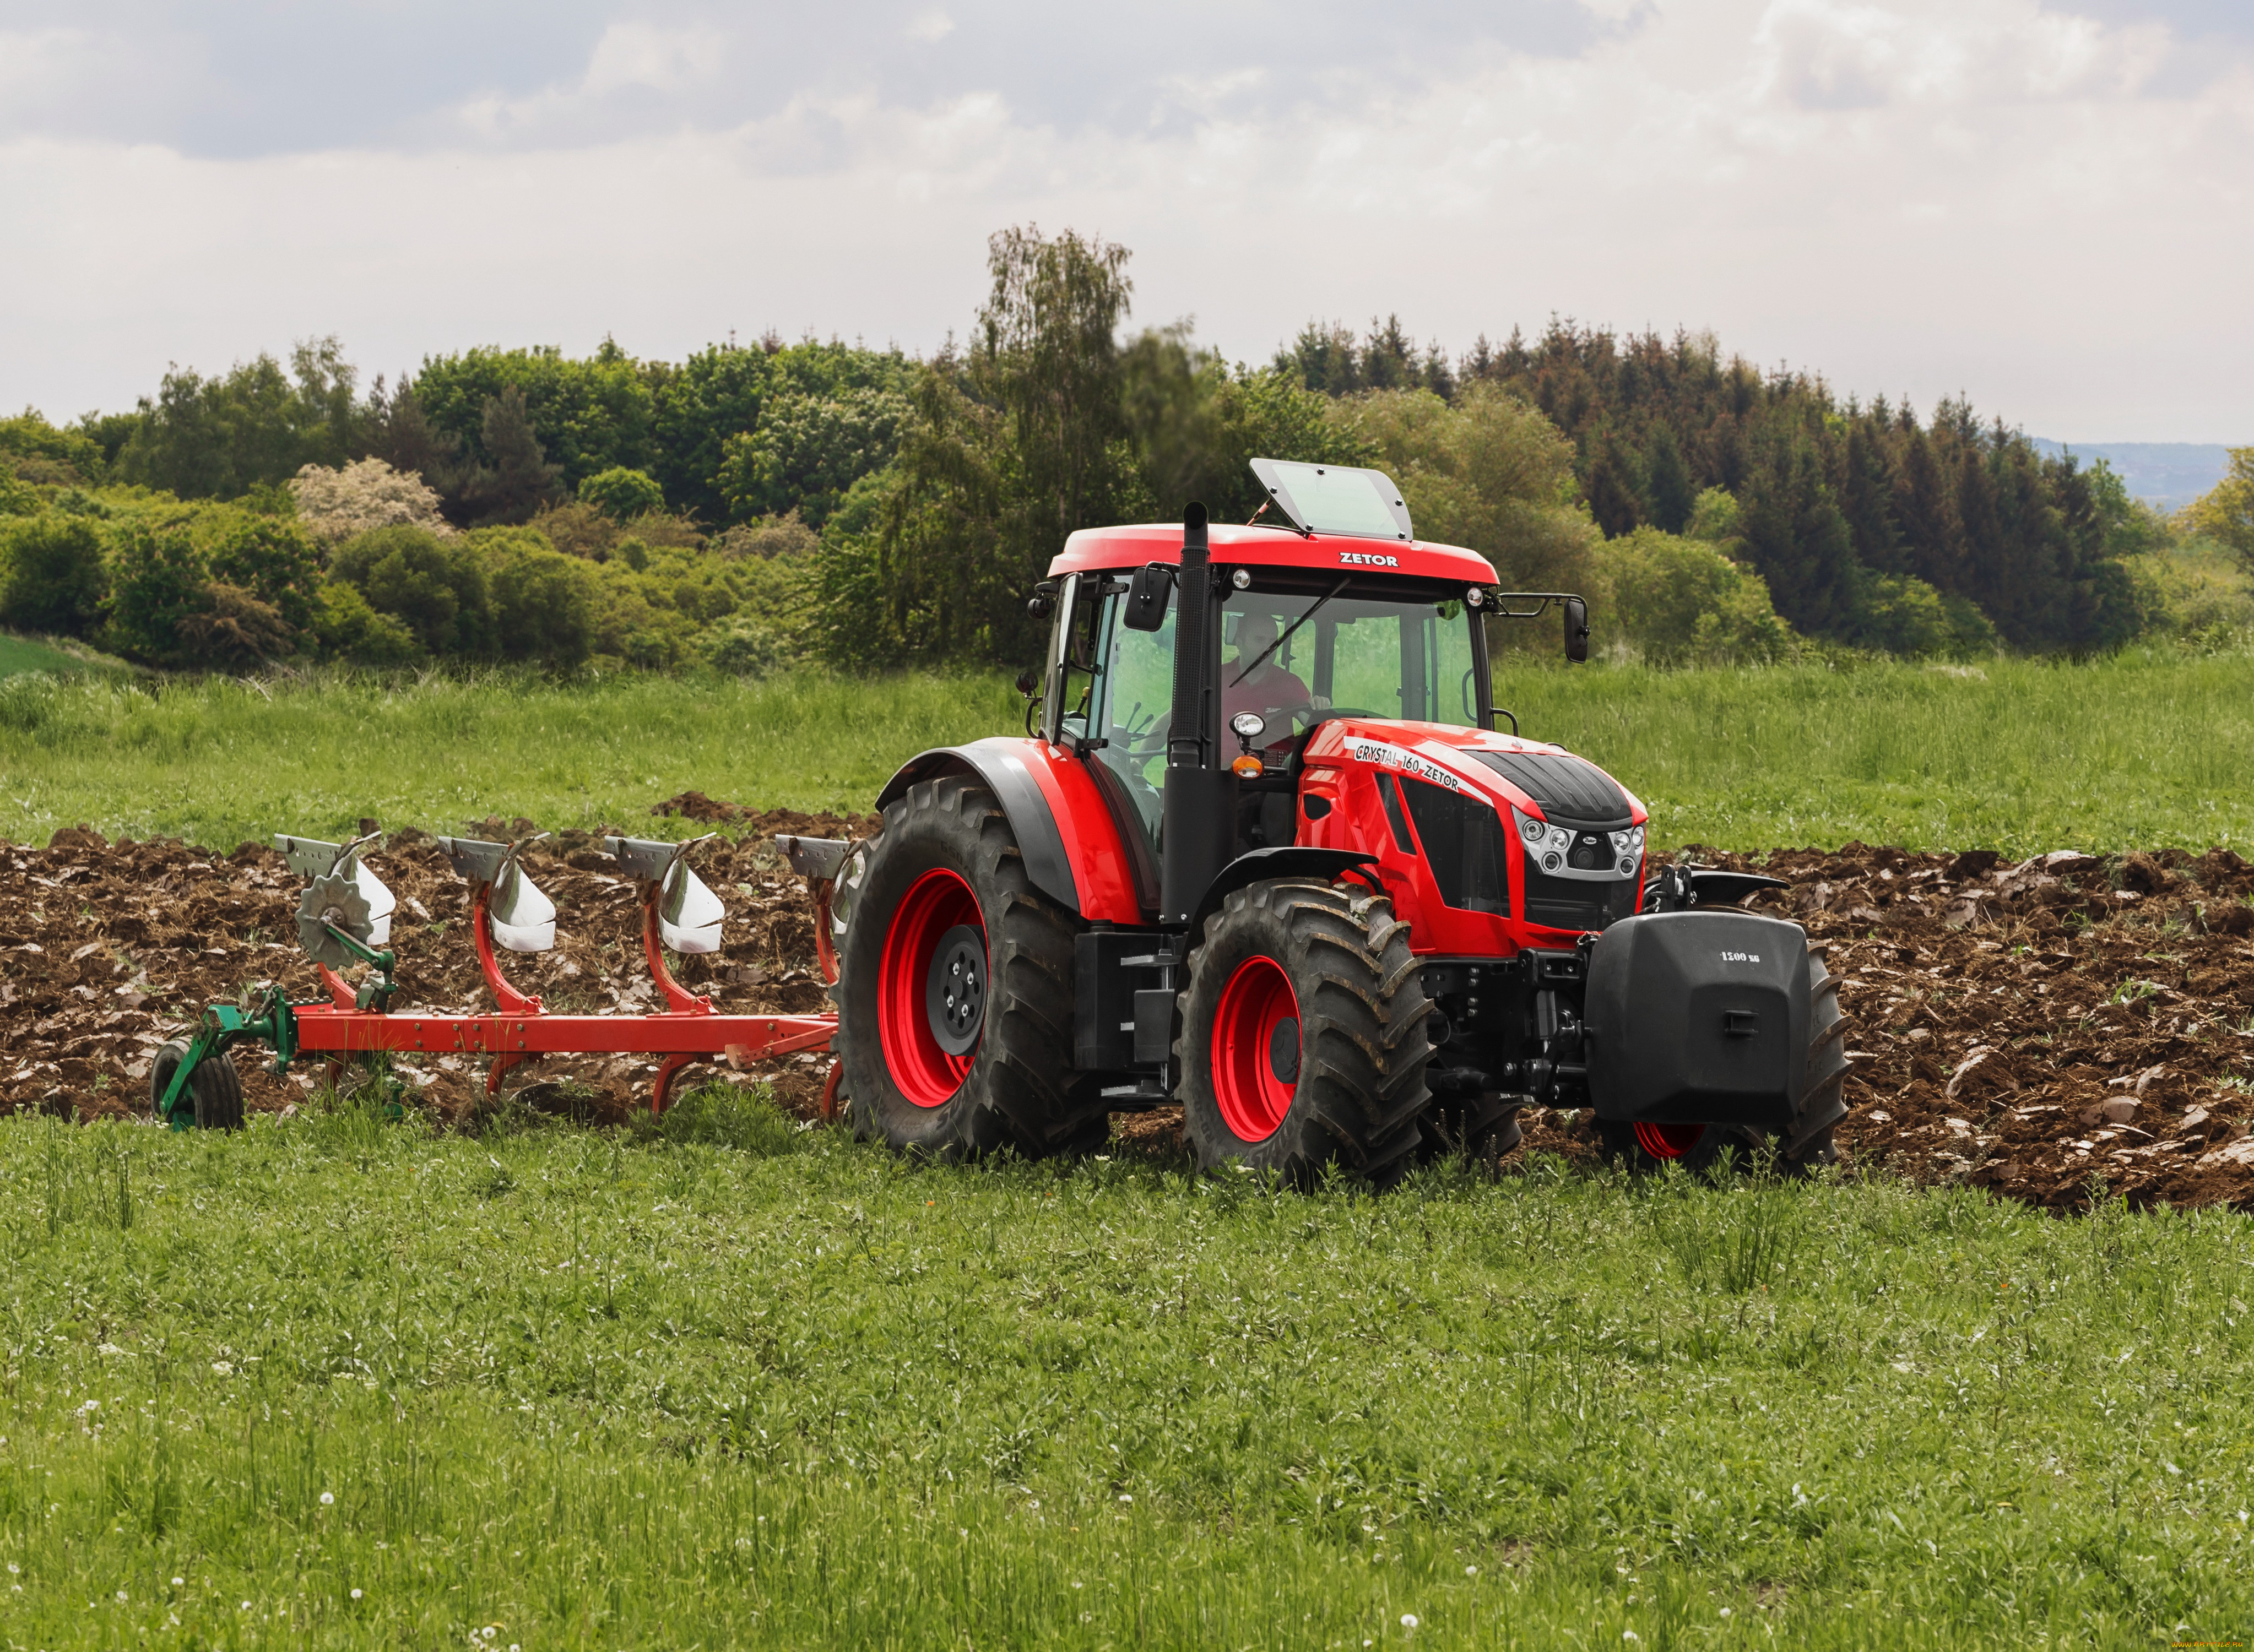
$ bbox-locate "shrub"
[311,581,421,664]
[204,515,322,634]
[331,526,491,655]
[0,413,104,485]
[103,521,210,664]
[175,583,292,668]
[712,512,820,561]
[702,616,787,677]
[1848,572,1996,657]
[578,466,665,523]
[1596,527,1797,665]
[290,457,453,545]
[0,513,109,636]
[717,387,908,528]
[0,470,41,518]
[488,543,596,667]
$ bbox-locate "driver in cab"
[1222,611,1309,740]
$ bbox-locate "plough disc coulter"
[151,831,852,1127]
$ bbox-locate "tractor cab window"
[1086,590,1175,853]
[1051,575,1103,747]
[1222,584,1481,743]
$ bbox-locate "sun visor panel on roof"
[1249,458,1414,541]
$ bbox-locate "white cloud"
[0,0,2247,439]
[906,9,957,44]
[583,21,728,95]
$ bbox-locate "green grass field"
[0,631,122,683]
[1,647,2250,854]
[5,1094,2251,1649]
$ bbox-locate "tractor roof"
[1048,522,1499,585]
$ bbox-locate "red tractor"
[828,459,1848,1184]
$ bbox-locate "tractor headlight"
[1518,811,1643,881]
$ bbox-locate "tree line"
[2,226,2237,680]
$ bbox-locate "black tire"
[834,773,1107,1161]
[1178,879,1431,1189]
[1596,939,1849,1175]
[1787,941,1850,1167]
[149,1039,245,1131]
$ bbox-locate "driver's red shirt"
[1221,660,1310,741]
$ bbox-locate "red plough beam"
[270,831,854,1115]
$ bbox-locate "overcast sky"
[1,0,2247,442]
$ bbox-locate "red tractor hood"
[1303,718,1649,829]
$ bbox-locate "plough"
[150,830,857,1128]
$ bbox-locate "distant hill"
[2029,441,2236,512]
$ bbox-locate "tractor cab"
[1031,461,1603,944]
[831,461,1850,1187]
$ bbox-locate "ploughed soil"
[0,795,879,1131]
[6,799,2253,1211]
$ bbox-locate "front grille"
[1521,841,1639,933]
[1399,778,1508,915]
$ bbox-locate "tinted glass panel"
[1399,779,1508,915]
[1091,593,1174,859]
[1222,589,1479,740]
[1251,459,1413,541]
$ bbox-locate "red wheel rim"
[1211,955,1300,1143]
[877,867,985,1108]
[1633,1121,1707,1160]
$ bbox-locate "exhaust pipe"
[1160,502,1236,927]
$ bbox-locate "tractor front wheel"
[1178,879,1431,1188]
[833,773,1105,1161]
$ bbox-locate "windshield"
[1221,586,1480,736]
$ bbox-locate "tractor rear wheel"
[1177,879,1431,1188]
[833,774,1107,1161]
[1598,938,1849,1173]
[150,1039,245,1131]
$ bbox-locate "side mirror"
[1563,595,1590,664]
[1123,563,1174,632]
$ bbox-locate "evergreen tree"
[1275,322,1361,394]
[457,386,565,526]
[1642,423,1695,533]
[363,377,466,496]
[1361,316,1418,392]
[1737,428,1860,637]
[1838,420,1905,574]
[1886,411,1960,594]
[1583,427,1645,538]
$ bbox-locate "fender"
[876,738,1142,923]
[1184,846,1380,943]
